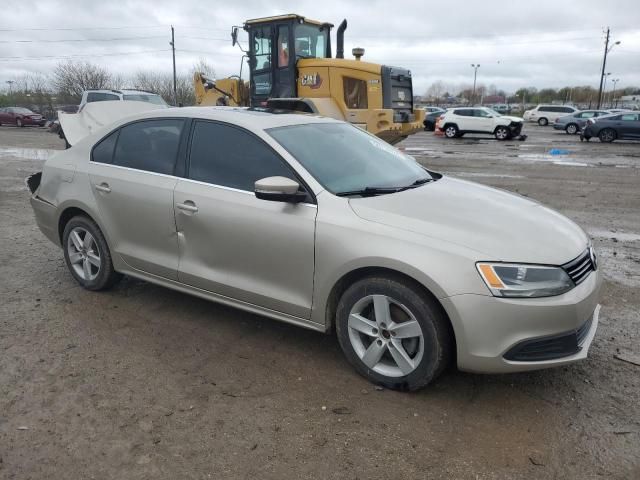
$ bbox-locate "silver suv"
[28,108,601,390]
[523,105,578,126]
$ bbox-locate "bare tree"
[425,81,445,106]
[133,71,195,106]
[53,61,111,101]
[192,58,216,78]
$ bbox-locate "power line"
[0,35,166,43]
[0,25,167,32]
[0,48,170,62]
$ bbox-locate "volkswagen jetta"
[28,107,601,391]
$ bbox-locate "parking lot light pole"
[610,78,620,108]
[471,64,480,105]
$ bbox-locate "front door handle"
[176,201,198,213]
[95,182,111,193]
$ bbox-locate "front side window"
[268,123,431,195]
[343,77,368,109]
[188,121,294,191]
[112,119,184,175]
[294,23,327,59]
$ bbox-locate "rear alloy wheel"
[16,118,24,127]
[444,125,459,138]
[565,123,579,135]
[538,117,548,126]
[494,126,510,140]
[63,216,122,290]
[336,276,452,391]
[598,128,616,143]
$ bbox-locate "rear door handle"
[176,201,198,213]
[95,182,111,193]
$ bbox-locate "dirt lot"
[0,124,638,479]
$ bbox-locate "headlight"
[476,263,574,298]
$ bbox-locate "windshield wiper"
[336,186,404,197]
[336,178,433,197]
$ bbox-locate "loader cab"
[243,15,333,106]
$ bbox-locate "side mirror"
[231,27,238,46]
[255,176,307,203]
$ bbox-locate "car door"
[618,113,640,139]
[471,109,492,132]
[174,120,317,319]
[87,118,186,280]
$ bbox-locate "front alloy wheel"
[495,126,510,140]
[336,276,453,391]
[348,295,424,377]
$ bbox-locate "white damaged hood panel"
[59,101,168,146]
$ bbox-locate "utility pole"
[6,80,14,98]
[471,64,480,105]
[602,72,611,108]
[170,26,177,106]
[597,28,620,109]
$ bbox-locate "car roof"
[120,106,340,130]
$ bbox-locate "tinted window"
[91,130,119,164]
[538,106,552,112]
[559,107,574,113]
[473,109,491,117]
[343,77,368,109]
[188,121,293,191]
[87,92,119,103]
[113,119,184,175]
[453,109,471,116]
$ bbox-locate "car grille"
[562,248,596,286]
[504,314,594,362]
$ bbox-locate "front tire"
[335,276,453,391]
[495,126,510,140]
[16,118,24,127]
[565,123,578,135]
[598,128,616,143]
[62,216,122,291]
[444,124,459,138]
[538,117,548,126]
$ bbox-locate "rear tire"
[565,123,578,135]
[62,216,122,291]
[538,117,548,126]
[598,128,616,143]
[444,124,459,138]
[335,275,453,391]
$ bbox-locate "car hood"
[348,176,588,265]
[500,115,523,122]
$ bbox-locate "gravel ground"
[0,124,638,479]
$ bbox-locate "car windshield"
[267,123,432,195]
[122,94,167,106]
[13,107,34,114]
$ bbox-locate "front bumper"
[441,268,602,374]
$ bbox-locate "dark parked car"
[553,110,612,135]
[0,107,45,127]
[581,112,640,143]
[423,109,447,131]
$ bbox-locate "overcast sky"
[1,0,639,95]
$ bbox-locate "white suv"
[78,89,167,111]
[438,107,524,140]
[523,105,578,126]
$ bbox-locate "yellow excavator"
[193,14,424,144]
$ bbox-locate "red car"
[0,107,46,127]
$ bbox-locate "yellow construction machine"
[193,14,424,144]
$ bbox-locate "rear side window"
[87,92,119,103]
[559,107,574,113]
[453,109,471,116]
[538,106,551,112]
[112,119,184,175]
[621,114,638,121]
[91,130,119,164]
[188,121,293,191]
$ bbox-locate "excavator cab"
[243,15,333,106]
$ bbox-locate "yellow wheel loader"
[193,14,425,144]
